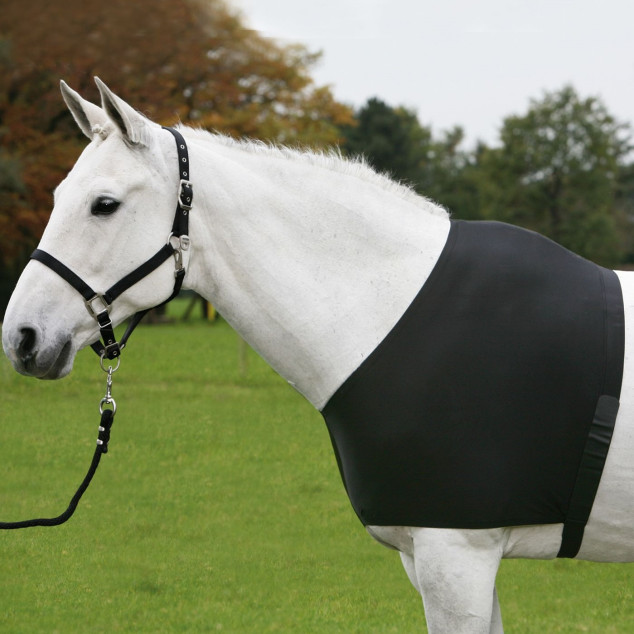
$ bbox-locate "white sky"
[231,0,634,149]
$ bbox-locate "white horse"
[2,79,633,633]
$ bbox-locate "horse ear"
[94,77,150,146]
[60,80,108,140]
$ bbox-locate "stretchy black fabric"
[322,220,624,557]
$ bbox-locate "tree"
[340,97,432,184]
[417,127,483,219]
[0,0,353,316]
[478,85,632,265]
[2,0,352,143]
[340,98,480,217]
[613,162,634,263]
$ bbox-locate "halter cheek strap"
[30,126,193,360]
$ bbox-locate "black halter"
[30,126,193,360]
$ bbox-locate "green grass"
[1,305,633,632]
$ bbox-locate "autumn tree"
[2,0,351,142]
[0,0,353,315]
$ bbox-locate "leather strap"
[30,248,97,303]
[103,243,175,304]
[556,267,624,558]
[163,126,192,239]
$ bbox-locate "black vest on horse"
[322,220,624,557]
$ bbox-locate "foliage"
[0,0,353,315]
[418,127,483,220]
[614,162,634,262]
[340,97,431,184]
[342,88,634,266]
[2,0,351,142]
[3,0,634,315]
[340,97,482,219]
[1,313,633,632]
[478,86,632,264]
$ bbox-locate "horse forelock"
[91,123,110,140]
[87,111,157,149]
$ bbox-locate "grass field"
[1,303,633,632]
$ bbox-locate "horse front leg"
[404,527,506,634]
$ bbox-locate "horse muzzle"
[2,323,75,379]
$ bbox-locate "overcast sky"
[232,0,634,149]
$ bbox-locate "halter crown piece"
[30,127,193,360]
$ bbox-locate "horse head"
[2,78,185,378]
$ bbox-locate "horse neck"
[182,131,451,409]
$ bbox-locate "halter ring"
[99,354,121,373]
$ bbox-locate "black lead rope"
[0,412,114,529]
[0,364,117,529]
[1,127,192,529]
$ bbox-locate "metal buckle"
[178,179,193,211]
[85,294,110,319]
[173,247,184,273]
[168,234,190,275]
[168,234,190,251]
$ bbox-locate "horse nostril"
[18,327,38,360]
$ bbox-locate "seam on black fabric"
[604,269,626,398]
[560,268,606,514]
[599,269,609,397]
[557,268,606,557]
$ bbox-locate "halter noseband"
[30,126,193,360]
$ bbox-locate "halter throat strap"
[30,126,192,360]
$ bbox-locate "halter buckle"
[178,179,193,211]
[85,294,110,319]
[168,234,191,275]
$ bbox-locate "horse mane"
[177,126,449,218]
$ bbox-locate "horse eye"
[91,197,121,216]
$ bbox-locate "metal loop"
[99,397,117,415]
[178,179,193,210]
[100,354,121,373]
[85,293,110,319]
